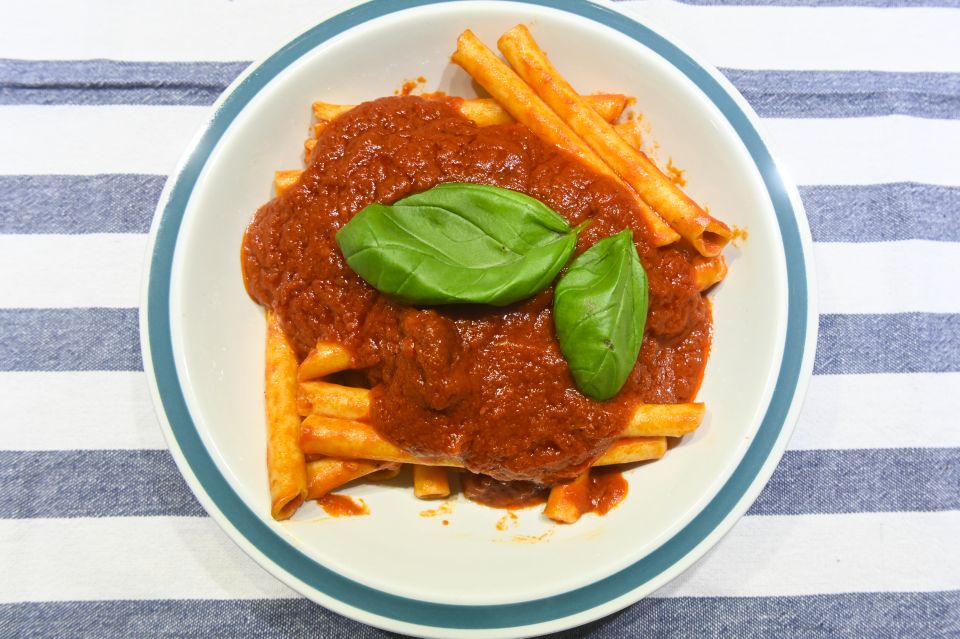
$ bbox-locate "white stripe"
[0,106,208,175]
[788,372,960,451]
[628,2,960,73]
[0,517,295,601]
[762,117,960,187]
[1,1,958,72]
[1,367,954,453]
[2,512,956,602]
[654,511,960,597]
[0,235,146,308]
[0,0,352,62]
[4,107,958,187]
[0,372,166,450]
[6,235,956,314]
[814,241,960,315]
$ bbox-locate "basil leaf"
[336,183,579,306]
[553,229,648,401]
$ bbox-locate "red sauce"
[665,158,687,187]
[466,467,627,516]
[317,494,369,517]
[496,511,520,530]
[242,95,710,491]
[587,468,629,516]
[462,472,550,509]
[396,76,427,96]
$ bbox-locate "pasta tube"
[544,471,590,523]
[413,466,451,499]
[451,30,613,178]
[311,93,628,127]
[312,102,352,121]
[449,93,630,126]
[273,170,302,196]
[452,29,679,247]
[613,120,644,152]
[498,24,731,256]
[593,437,667,465]
[264,311,308,519]
[297,380,371,421]
[298,341,353,381]
[625,403,705,437]
[692,255,729,291]
[306,458,399,500]
[296,380,703,438]
[366,465,403,482]
[300,416,668,468]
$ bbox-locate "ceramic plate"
[141,1,817,636]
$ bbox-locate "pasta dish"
[241,26,732,524]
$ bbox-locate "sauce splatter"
[495,511,520,531]
[396,76,427,96]
[666,158,687,187]
[318,494,368,517]
[419,500,454,518]
[731,225,749,246]
[507,529,555,544]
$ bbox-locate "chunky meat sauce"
[242,96,710,491]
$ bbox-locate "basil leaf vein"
[553,229,649,401]
[336,183,580,306]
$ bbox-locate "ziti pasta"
[242,26,730,524]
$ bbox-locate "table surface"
[1,0,958,637]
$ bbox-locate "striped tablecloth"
[2,1,958,637]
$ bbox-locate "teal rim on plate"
[144,0,809,630]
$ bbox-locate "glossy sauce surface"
[242,96,710,486]
[587,468,630,516]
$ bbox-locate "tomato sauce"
[586,468,630,516]
[242,95,710,490]
[461,472,550,509]
[317,494,369,517]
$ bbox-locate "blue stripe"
[0,450,205,518]
[1,309,952,375]
[2,59,957,119]
[2,592,958,638]
[2,309,957,378]
[2,448,955,518]
[720,69,960,119]
[3,175,958,243]
[748,448,960,515]
[0,309,141,372]
[0,59,249,106]
[0,175,165,234]
[815,313,960,375]
[800,183,960,243]
[0,310,954,375]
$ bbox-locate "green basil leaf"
[336,183,579,306]
[553,229,649,401]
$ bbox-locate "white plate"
[141,1,817,636]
